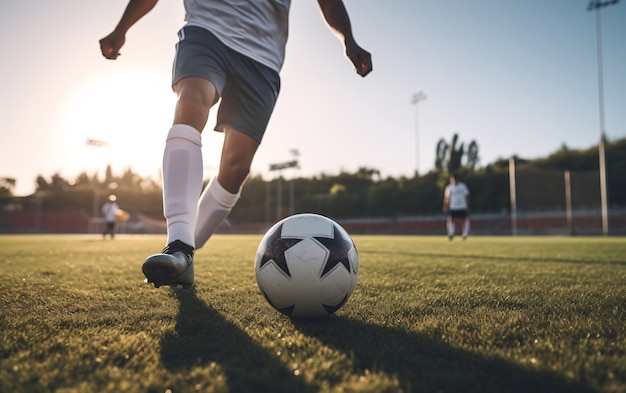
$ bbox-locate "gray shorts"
[172,26,281,143]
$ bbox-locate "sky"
[1,1,625,196]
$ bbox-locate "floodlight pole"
[288,149,300,215]
[85,138,108,221]
[411,91,427,175]
[509,157,518,236]
[588,0,618,235]
[564,170,573,235]
[269,158,299,220]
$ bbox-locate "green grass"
[1,234,625,393]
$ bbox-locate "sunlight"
[57,69,175,182]
[56,68,224,185]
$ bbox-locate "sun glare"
[55,68,224,186]
[57,70,175,182]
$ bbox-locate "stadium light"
[85,138,108,222]
[85,138,108,148]
[411,91,427,175]
[587,0,619,235]
[269,158,300,220]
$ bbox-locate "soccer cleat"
[142,240,195,288]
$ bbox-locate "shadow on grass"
[293,316,597,393]
[160,287,312,393]
[159,288,599,392]
[361,249,626,266]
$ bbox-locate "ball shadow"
[292,316,597,393]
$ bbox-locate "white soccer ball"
[255,213,359,318]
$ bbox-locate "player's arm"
[442,194,449,213]
[317,0,372,77]
[99,0,159,60]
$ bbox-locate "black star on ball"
[314,225,354,277]
[259,223,303,278]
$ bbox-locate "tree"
[120,167,141,189]
[435,139,448,171]
[0,177,16,207]
[435,133,479,173]
[36,175,50,192]
[50,173,69,191]
[74,172,92,188]
[466,140,480,170]
[447,133,464,173]
[105,165,115,185]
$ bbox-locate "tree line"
[2,136,624,224]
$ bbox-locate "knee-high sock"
[463,219,470,237]
[447,221,455,236]
[194,177,240,249]
[162,124,203,247]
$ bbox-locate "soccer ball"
[254,213,359,318]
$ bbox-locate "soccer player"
[99,0,372,287]
[443,174,470,240]
[101,195,120,240]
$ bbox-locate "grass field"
[1,234,625,393]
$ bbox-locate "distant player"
[101,195,120,240]
[443,174,470,240]
[100,0,372,288]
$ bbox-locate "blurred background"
[1,0,624,235]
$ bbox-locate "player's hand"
[99,30,126,60]
[345,41,372,77]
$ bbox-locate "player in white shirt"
[100,0,372,288]
[443,174,470,240]
[101,195,120,240]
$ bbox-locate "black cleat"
[142,240,194,288]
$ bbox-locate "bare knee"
[174,95,211,131]
[173,77,218,131]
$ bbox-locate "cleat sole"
[142,260,194,288]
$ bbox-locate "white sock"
[448,222,455,236]
[194,177,240,249]
[463,220,470,237]
[162,124,203,247]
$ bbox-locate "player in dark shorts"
[443,174,470,240]
[448,208,468,220]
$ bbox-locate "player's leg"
[194,48,279,250]
[462,215,470,239]
[447,215,455,240]
[143,77,217,288]
[194,127,259,249]
[144,26,230,287]
[163,76,217,246]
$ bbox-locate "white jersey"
[183,0,291,72]
[102,202,119,222]
[444,182,469,210]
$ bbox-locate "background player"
[443,173,470,240]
